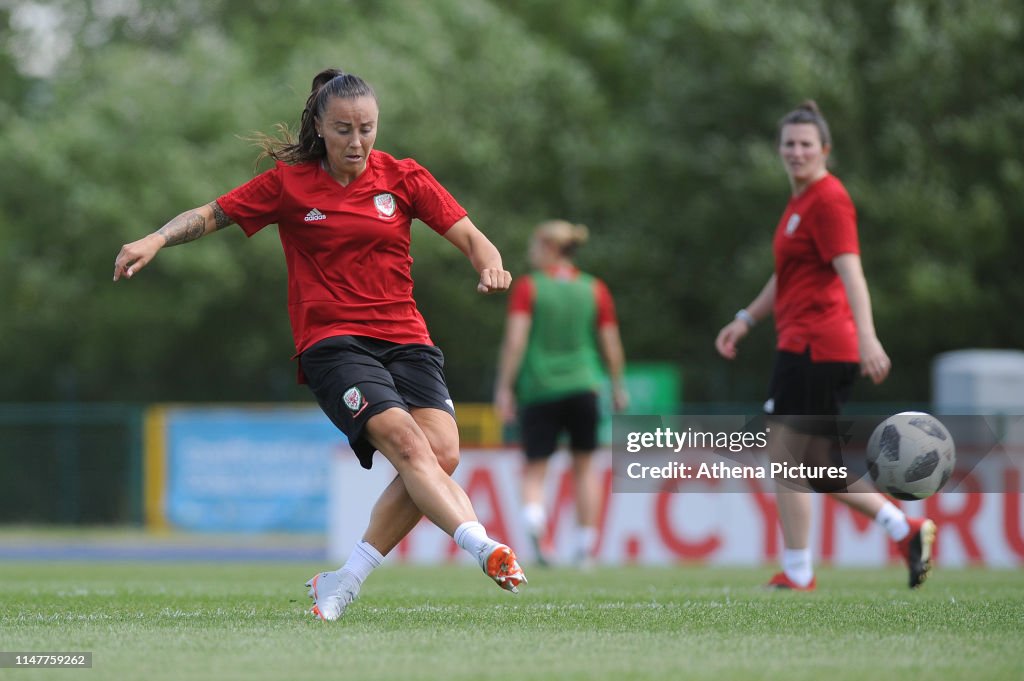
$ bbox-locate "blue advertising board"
[150,406,344,532]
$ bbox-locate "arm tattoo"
[156,202,233,247]
[208,200,234,231]
[158,211,207,246]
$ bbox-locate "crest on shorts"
[373,193,396,219]
[343,387,364,413]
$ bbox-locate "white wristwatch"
[735,309,757,328]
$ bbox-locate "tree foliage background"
[1,0,1021,406]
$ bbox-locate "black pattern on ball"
[886,486,920,502]
[879,424,901,462]
[904,450,939,483]
[909,416,948,441]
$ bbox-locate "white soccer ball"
[866,411,956,500]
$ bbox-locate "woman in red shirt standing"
[715,101,935,590]
[114,68,526,620]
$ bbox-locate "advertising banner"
[149,406,344,532]
[327,446,1024,567]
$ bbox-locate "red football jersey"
[217,150,467,361]
[772,173,860,362]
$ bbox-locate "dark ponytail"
[250,68,377,166]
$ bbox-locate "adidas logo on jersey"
[304,208,327,222]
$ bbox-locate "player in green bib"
[495,220,628,566]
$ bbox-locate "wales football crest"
[343,387,364,413]
[374,193,396,219]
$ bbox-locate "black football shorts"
[300,335,455,469]
[519,390,600,461]
[764,348,859,430]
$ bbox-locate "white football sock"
[523,504,546,535]
[875,501,910,542]
[337,540,384,585]
[575,526,598,559]
[454,520,500,559]
[782,547,814,587]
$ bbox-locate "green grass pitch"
[0,562,1021,681]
